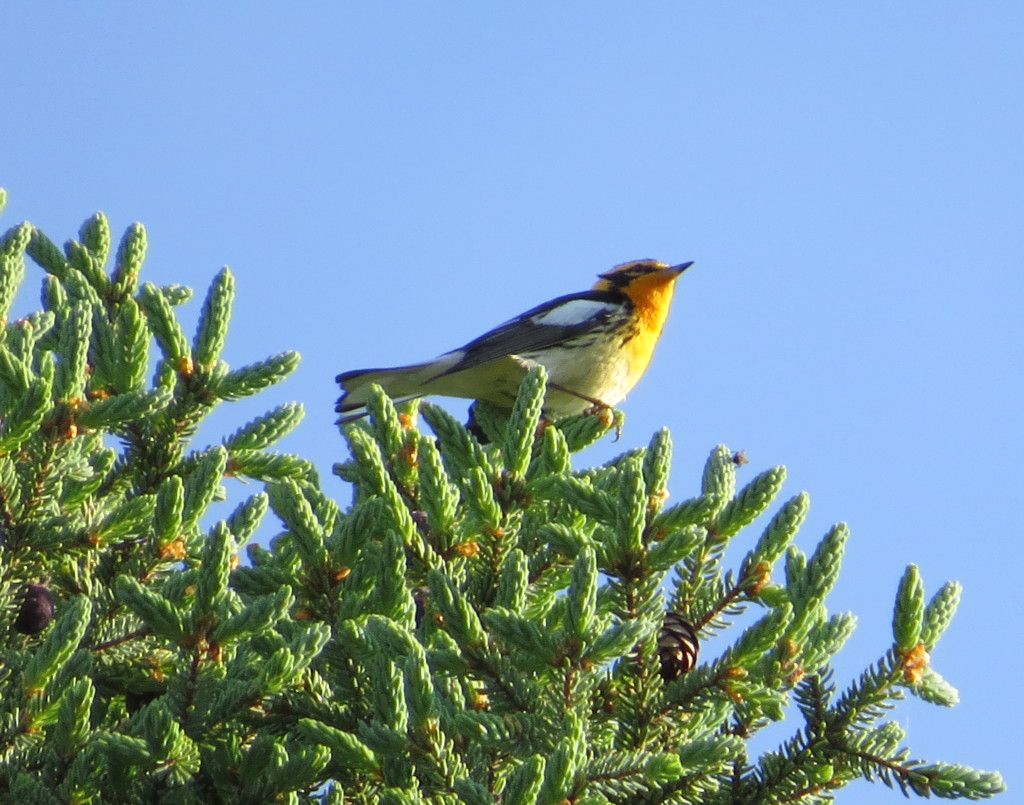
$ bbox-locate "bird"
[335,259,693,424]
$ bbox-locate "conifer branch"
[0,197,1004,803]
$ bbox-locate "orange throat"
[625,272,679,340]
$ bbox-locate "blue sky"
[2,4,1020,798]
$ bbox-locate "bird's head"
[592,259,693,294]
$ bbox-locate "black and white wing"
[429,289,629,379]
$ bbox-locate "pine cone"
[14,583,55,635]
[658,612,699,681]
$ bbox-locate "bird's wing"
[426,289,628,380]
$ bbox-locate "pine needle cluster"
[0,196,1006,803]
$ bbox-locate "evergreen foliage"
[0,195,1006,803]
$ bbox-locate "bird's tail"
[334,362,437,423]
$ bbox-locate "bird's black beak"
[671,261,695,275]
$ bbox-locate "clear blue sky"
[3,4,1020,799]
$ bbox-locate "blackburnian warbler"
[335,259,693,423]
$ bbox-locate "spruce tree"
[0,194,1006,803]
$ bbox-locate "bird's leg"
[510,357,622,440]
[545,380,610,411]
[545,381,623,441]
